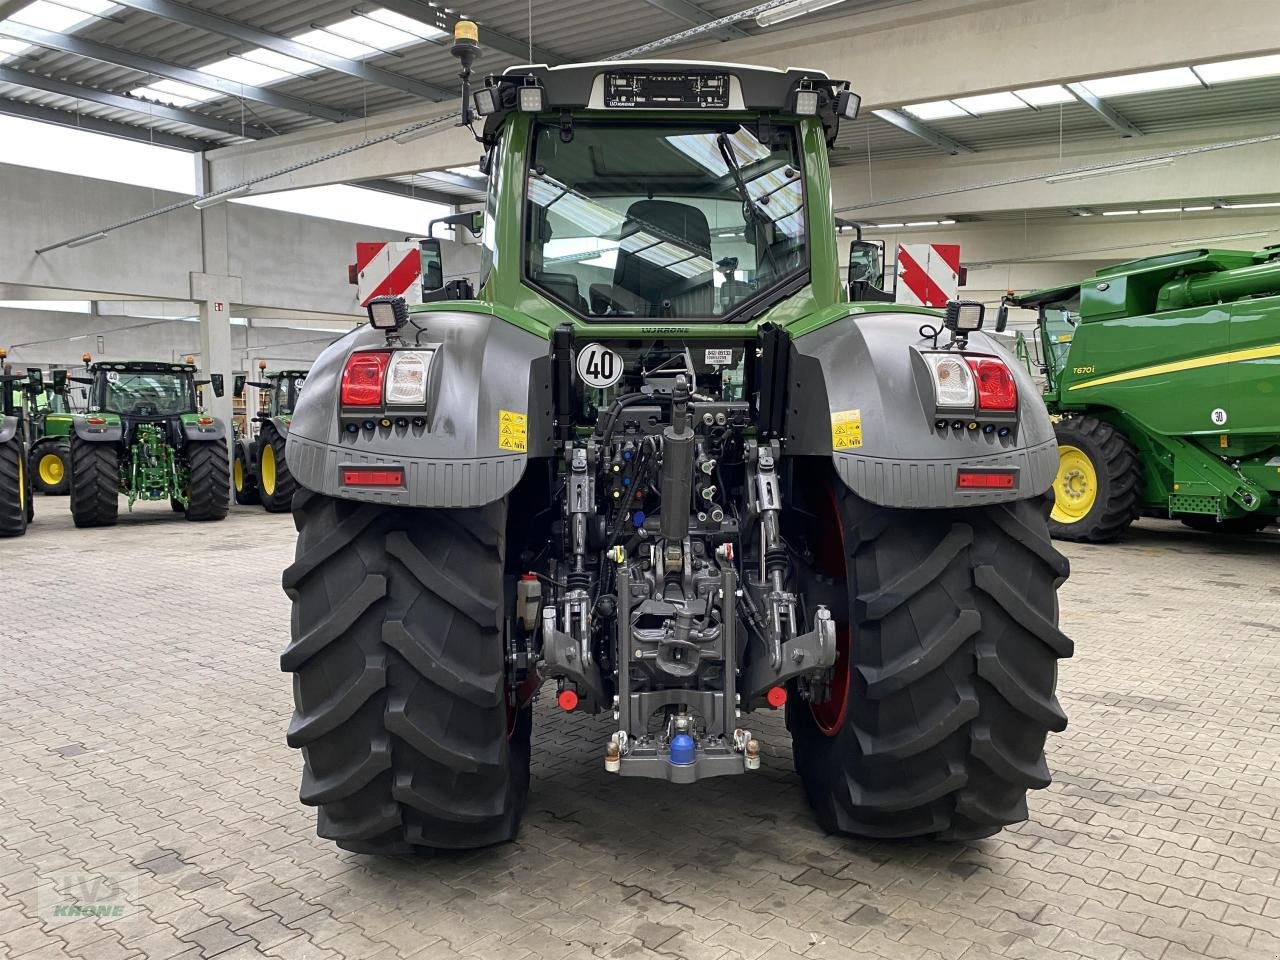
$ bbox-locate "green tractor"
[26,369,78,496]
[1013,247,1280,541]
[280,29,1073,853]
[67,359,230,527]
[232,362,308,511]
[0,349,36,537]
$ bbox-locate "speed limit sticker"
[106,371,119,383]
[576,343,623,389]
[1211,407,1228,426]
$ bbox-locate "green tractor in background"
[232,361,307,511]
[1013,247,1280,541]
[0,348,36,536]
[67,358,230,527]
[26,368,79,496]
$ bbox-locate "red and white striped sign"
[355,242,423,307]
[895,243,961,308]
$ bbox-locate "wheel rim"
[18,453,25,514]
[809,479,850,737]
[38,453,64,485]
[233,457,244,492]
[1051,444,1097,523]
[260,443,276,495]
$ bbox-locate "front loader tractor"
[233,363,308,511]
[68,359,230,527]
[1014,247,1280,541]
[282,33,1073,853]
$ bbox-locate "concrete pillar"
[191,270,241,488]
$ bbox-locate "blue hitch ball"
[670,732,696,766]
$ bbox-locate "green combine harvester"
[278,24,1074,853]
[232,362,308,511]
[1014,247,1280,541]
[67,358,230,526]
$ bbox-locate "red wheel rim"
[808,478,850,737]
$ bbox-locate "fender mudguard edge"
[788,312,1058,509]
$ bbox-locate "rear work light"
[957,469,1017,490]
[342,468,404,487]
[965,356,1018,411]
[341,351,391,406]
[923,353,976,409]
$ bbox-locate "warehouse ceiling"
[0,0,1278,207]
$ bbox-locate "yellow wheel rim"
[233,457,244,492]
[18,453,25,513]
[39,452,64,485]
[1051,444,1098,523]
[260,443,276,496]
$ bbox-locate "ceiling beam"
[0,22,350,121]
[1065,82,1143,138]
[638,0,751,41]
[0,98,209,150]
[109,0,455,101]
[870,109,972,156]
[0,66,269,139]
[373,0,562,65]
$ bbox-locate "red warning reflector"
[557,688,579,711]
[341,468,404,487]
[956,469,1016,490]
[766,686,787,708]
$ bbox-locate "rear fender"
[788,312,1056,507]
[0,415,17,444]
[180,414,226,443]
[72,414,123,443]
[286,312,553,508]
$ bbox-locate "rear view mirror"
[995,302,1010,333]
[233,374,246,399]
[51,369,67,394]
[848,239,886,289]
[420,238,444,292]
[210,373,225,398]
[25,367,43,393]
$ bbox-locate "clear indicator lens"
[386,350,431,405]
[924,353,975,408]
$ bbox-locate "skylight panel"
[200,56,291,87]
[1194,54,1280,84]
[1081,67,1200,98]
[901,100,967,121]
[1013,85,1075,107]
[952,91,1027,114]
[0,38,28,57]
[240,48,321,78]
[362,8,447,42]
[310,14,422,56]
[12,0,102,33]
[447,165,484,177]
[294,27,373,60]
[130,78,214,106]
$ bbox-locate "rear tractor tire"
[234,441,260,506]
[185,440,230,522]
[257,424,295,513]
[0,434,30,537]
[69,436,119,528]
[1048,416,1141,543]
[282,490,530,853]
[30,439,71,496]
[789,478,1073,841]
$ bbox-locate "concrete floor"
[1,501,1278,960]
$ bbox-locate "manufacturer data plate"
[604,72,730,109]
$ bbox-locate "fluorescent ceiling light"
[1014,84,1076,107]
[1044,156,1175,183]
[756,0,850,28]
[1194,54,1280,84]
[1224,201,1280,209]
[1101,211,1138,216]
[1170,231,1271,248]
[1182,205,1214,211]
[66,231,107,247]
[952,92,1027,115]
[902,100,967,121]
[1138,207,1183,214]
[194,184,254,209]
[1081,67,1200,98]
[360,8,446,42]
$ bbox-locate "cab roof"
[90,360,196,373]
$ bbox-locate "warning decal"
[831,409,863,451]
[498,410,527,452]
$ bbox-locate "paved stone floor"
[1,501,1278,960]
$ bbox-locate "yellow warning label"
[498,409,527,452]
[831,409,863,451]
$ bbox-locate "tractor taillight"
[341,467,403,487]
[966,357,1017,411]
[86,416,106,425]
[340,351,391,406]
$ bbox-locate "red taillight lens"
[957,469,1016,489]
[86,416,106,425]
[965,357,1017,411]
[340,351,390,406]
[341,468,403,487]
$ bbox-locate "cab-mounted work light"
[517,81,547,113]
[367,295,409,330]
[836,87,861,120]
[943,300,986,333]
[473,84,500,116]
[793,81,819,116]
